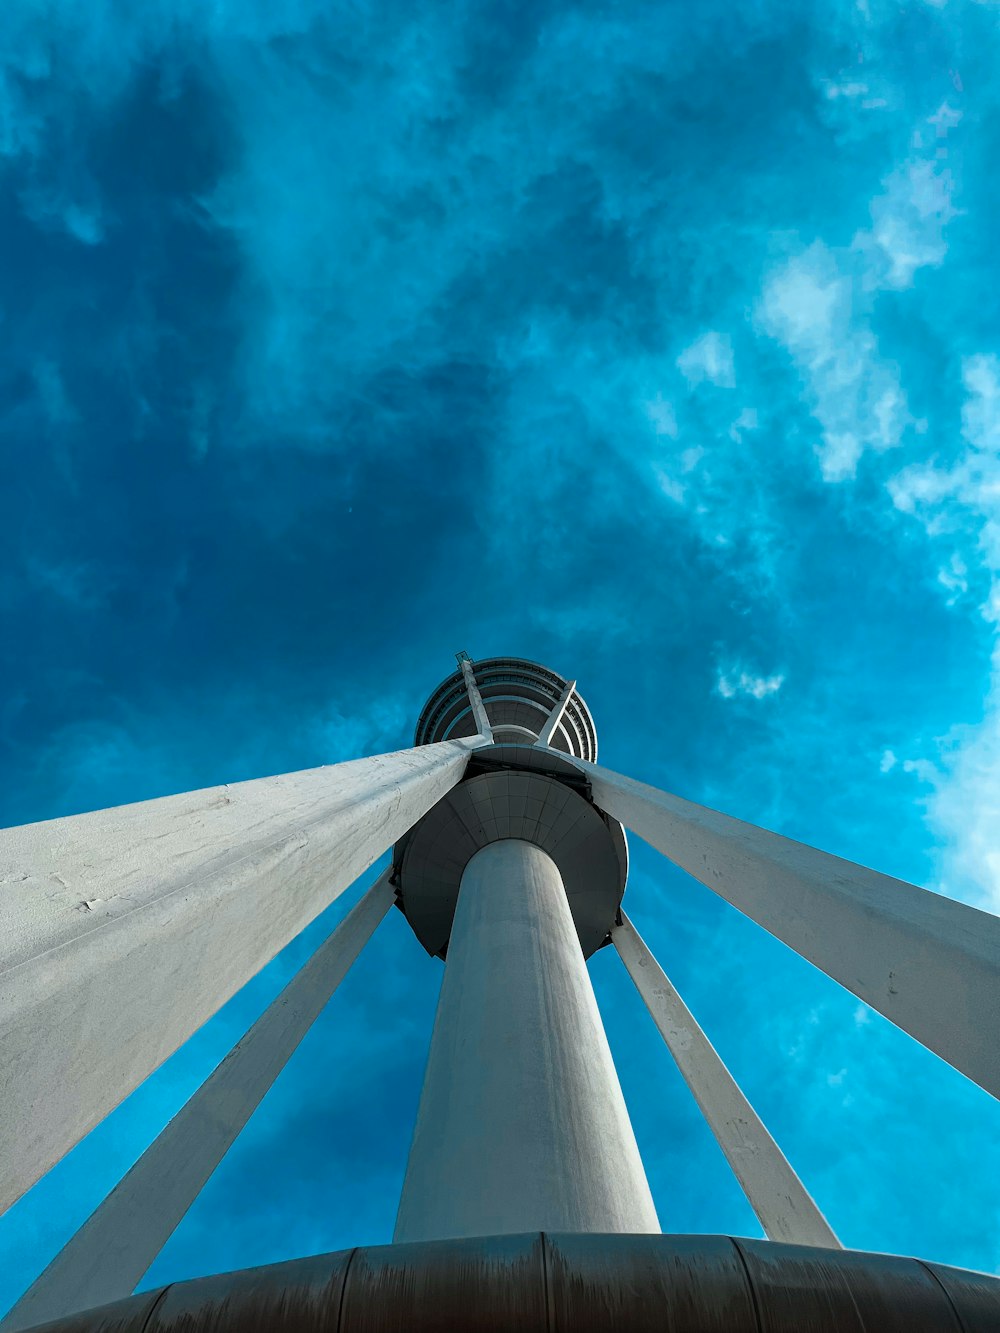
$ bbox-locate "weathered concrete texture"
[613,912,839,1249]
[1,874,395,1332]
[581,760,1000,1102]
[394,839,659,1243]
[0,738,484,1215]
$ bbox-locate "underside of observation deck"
[392,743,628,959]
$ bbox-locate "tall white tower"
[395,657,654,1241]
[2,653,999,1330]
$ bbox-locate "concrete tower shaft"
[394,839,659,1242]
[414,655,598,760]
[393,657,650,1243]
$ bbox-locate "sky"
[2,0,1000,1312]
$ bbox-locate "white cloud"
[883,354,1000,912]
[865,158,958,289]
[902,756,940,784]
[758,242,910,481]
[644,394,677,437]
[654,466,685,504]
[760,247,841,345]
[961,354,1000,455]
[728,406,759,440]
[938,552,968,603]
[717,668,785,701]
[758,104,961,483]
[928,693,1000,911]
[927,101,962,137]
[880,749,898,773]
[823,81,870,100]
[851,103,962,290]
[676,331,735,388]
[889,663,1000,914]
[889,354,1000,578]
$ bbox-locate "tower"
[2,653,999,1330]
[394,657,650,1243]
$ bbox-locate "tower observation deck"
[2,653,1000,1330]
[414,654,597,759]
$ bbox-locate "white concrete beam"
[458,658,494,742]
[1,873,394,1331]
[0,737,483,1214]
[534,679,576,749]
[613,911,839,1248]
[580,760,1000,1101]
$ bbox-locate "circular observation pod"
[414,656,598,762]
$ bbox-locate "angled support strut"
[613,911,839,1248]
[0,737,485,1214]
[458,657,494,743]
[535,679,577,749]
[581,760,1000,1102]
[1,873,395,1331]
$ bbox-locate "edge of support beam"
[0,736,485,1215]
[458,659,494,742]
[534,680,577,749]
[613,911,840,1249]
[1,873,395,1332]
[581,760,1000,1102]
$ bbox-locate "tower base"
[21,1232,1000,1332]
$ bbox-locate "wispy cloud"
[890,354,1000,591]
[879,348,1000,909]
[864,156,960,290]
[757,241,909,481]
[717,668,785,701]
[677,332,736,389]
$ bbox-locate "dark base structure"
[24,1233,1000,1333]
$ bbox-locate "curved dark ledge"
[19,1232,1000,1332]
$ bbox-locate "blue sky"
[3,0,1000,1310]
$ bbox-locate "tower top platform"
[414,655,598,761]
[399,657,623,958]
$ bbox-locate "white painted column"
[613,911,839,1248]
[579,760,1000,1101]
[1,873,394,1332]
[394,839,659,1242]
[0,737,484,1214]
[459,658,494,742]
